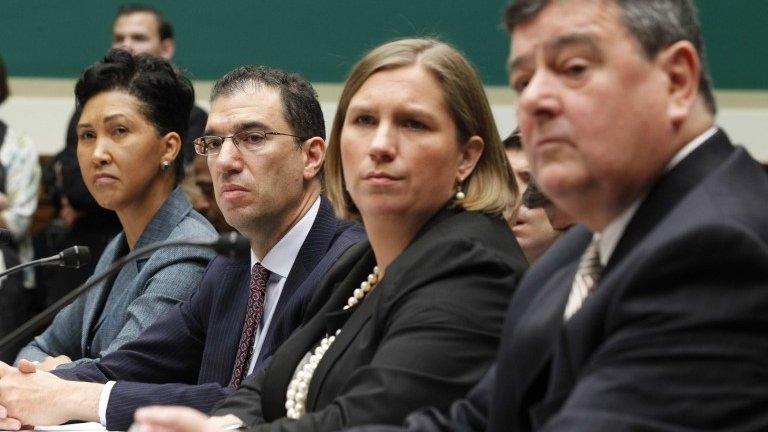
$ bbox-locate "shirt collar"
[596,126,718,266]
[250,196,321,278]
[597,200,641,267]
[664,126,718,173]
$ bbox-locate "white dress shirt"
[597,126,718,265]
[97,197,321,425]
[246,196,320,373]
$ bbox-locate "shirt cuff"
[98,381,117,426]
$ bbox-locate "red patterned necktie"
[229,262,271,388]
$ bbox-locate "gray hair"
[504,0,717,114]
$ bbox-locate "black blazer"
[54,197,365,430]
[213,207,527,431]
[377,130,768,432]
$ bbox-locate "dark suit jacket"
[213,206,527,432]
[367,129,768,432]
[54,197,365,430]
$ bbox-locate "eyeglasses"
[193,130,307,156]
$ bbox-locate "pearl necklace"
[285,266,380,419]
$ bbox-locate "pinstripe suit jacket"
[53,196,365,430]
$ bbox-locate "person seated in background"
[190,154,231,232]
[130,37,527,432]
[36,3,207,308]
[14,50,217,371]
[90,3,208,164]
[0,65,365,431]
[0,55,41,355]
[36,149,122,308]
[520,178,575,234]
[503,131,562,262]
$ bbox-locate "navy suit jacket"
[353,130,768,431]
[54,197,365,430]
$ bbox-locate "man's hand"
[134,407,238,432]
[36,356,72,372]
[0,403,21,431]
[0,360,102,428]
[0,362,26,430]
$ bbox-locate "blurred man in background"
[504,131,565,262]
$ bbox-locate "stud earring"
[454,184,466,201]
[160,161,171,171]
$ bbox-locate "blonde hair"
[325,38,518,220]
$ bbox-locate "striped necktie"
[564,236,602,320]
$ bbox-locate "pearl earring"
[160,161,171,171]
[455,184,466,201]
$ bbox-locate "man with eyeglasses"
[0,66,365,430]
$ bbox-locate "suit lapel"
[304,247,376,410]
[219,258,251,381]
[90,263,138,334]
[608,129,733,271]
[508,232,587,402]
[254,198,343,367]
[80,234,124,352]
[270,197,337,326]
[259,241,372,419]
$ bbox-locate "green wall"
[1,0,766,89]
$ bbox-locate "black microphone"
[213,231,251,258]
[0,232,249,353]
[59,245,92,268]
[0,229,12,245]
[0,246,91,282]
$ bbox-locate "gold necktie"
[564,236,602,320]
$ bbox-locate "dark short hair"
[75,49,194,183]
[210,66,326,142]
[522,177,551,209]
[116,4,174,40]
[503,129,522,151]
[505,0,717,114]
[0,56,8,105]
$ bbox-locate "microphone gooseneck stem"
[0,239,214,353]
[0,255,59,281]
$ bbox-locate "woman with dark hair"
[15,50,217,370]
[133,37,526,432]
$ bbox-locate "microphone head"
[59,246,91,268]
[214,232,250,259]
[0,229,12,245]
